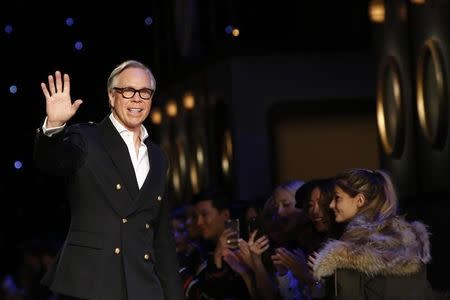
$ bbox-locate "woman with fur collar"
[309,169,433,300]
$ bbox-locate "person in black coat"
[34,60,183,300]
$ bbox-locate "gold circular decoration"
[416,38,448,148]
[189,142,204,194]
[162,141,182,200]
[221,130,233,178]
[376,56,405,157]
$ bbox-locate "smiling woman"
[311,169,433,300]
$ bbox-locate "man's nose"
[131,95,142,101]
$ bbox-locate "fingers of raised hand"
[258,238,269,250]
[64,73,71,94]
[41,82,50,99]
[55,71,63,93]
[48,74,56,95]
[279,248,298,262]
[307,254,317,271]
[239,238,248,247]
[249,235,269,253]
[271,254,281,263]
[276,247,293,258]
[249,230,257,243]
[308,253,318,264]
[238,239,249,251]
[273,250,289,264]
[255,235,268,244]
[46,71,70,96]
[261,243,270,253]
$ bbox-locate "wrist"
[46,119,64,128]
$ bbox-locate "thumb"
[72,99,83,112]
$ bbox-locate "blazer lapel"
[98,117,139,200]
[126,138,164,216]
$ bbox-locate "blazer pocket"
[66,230,103,249]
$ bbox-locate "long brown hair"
[334,169,398,222]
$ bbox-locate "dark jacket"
[185,242,250,300]
[34,117,183,300]
[313,216,433,300]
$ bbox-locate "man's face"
[108,67,153,132]
[194,200,229,241]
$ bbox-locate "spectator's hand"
[272,248,312,283]
[307,251,319,278]
[223,248,251,276]
[248,230,270,256]
[271,248,288,276]
[41,71,83,127]
[214,228,238,269]
[237,239,254,269]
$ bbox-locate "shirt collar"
[109,113,149,142]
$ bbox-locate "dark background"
[2,0,449,295]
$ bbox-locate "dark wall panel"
[409,0,450,291]
[374,0,450,291]
[373,0,418,202]
[410,0,450,194]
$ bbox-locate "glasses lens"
[139,89,153,100]
[115,87,153,100]
[121,88,136,99]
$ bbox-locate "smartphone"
[225,219,240,249]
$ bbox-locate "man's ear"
[356,193,366,208]
[108,91,115,109]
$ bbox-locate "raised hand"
[41,71,83,127]
[248,231,270,256]
[307,251,319,276]
[237,239,253,269]
[272,248,312,283]
[223,248,251,276]
[213,228,238,269]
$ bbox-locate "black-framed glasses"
[112,87,155,100]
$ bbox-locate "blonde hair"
[334,169,397,222]
[263,180,304,212]
[107,60,156,92]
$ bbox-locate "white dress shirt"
[42,114,150,189]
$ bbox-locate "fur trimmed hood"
[313,216,431,279]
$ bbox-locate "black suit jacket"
[34,117,183,300]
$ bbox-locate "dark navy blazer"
[34,117,183,300]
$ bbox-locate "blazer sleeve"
[34,124,86,176]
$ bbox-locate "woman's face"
[245,207,258,222]
[330,186,361,223]
[307,187,330,232]
[171,218,189,252]
[273,188,299,218]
